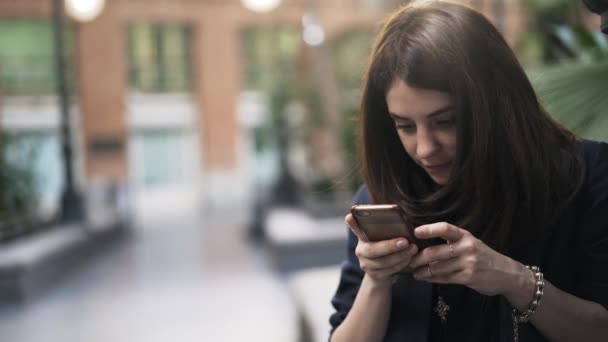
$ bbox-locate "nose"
[416,127,438,159]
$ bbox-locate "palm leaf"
[528,60,608,141]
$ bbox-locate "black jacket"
[329,140,608,342]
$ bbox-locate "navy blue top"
[329,140,608,342]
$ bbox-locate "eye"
[395,123,416,134]
[433,118,455,129]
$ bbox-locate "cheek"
[438,131,458,155]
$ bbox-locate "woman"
[329,1,608,342]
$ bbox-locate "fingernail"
[396,239,407,249]
[415,227,428,238]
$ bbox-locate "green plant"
[530,60,608,140]
[341,106,361,192]
[517,0,588,66]
[527,24,608,141]
[330,29,375,192]
[517,0,608,140]
[0,131,37,240]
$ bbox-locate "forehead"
[385,79,452,118]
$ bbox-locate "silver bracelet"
[512,265,544,342]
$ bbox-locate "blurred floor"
[0,189,299,342]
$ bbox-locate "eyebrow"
[389,105,454,121]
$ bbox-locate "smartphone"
[350,204,414,241]
[350,204,439,249]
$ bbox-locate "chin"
[431,175,448,185]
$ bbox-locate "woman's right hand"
[346,213,419,285]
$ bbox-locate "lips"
[422,162,451,172]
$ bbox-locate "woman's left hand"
[408,222,528,298]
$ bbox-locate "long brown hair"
[358,1,585,253]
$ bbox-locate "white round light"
[240,0,282,13]
[65,0,106,22]
[303,24,325,46]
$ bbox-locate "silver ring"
[427,264,433,277]
[448,241,455,258]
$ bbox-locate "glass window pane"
[0,20,74,95]
[127,23,192,93]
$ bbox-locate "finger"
[409,242,456,268]
[393,256,417,275]
[396,244,420,273]
[370,256,414,279]
[345,213,368,242]
[418,271,461,284]
[419,265,478,285]
[358,237,410,259]
[362,244,417,270]
[414,222,465,242]
[413,257,463,280]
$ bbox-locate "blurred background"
[0,0,606,341]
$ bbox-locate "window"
[127,23,193,93]
[0,20,74,96]
[241,28,299,90]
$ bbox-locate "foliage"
[518,0,608,141]
[331,29,375,90]
[530,60,608,140]
[523,0,572,13]
[517,0,589,65]
[340,106,361,192]
[526,23,608,141]
[330,29,375,192]
[242,28,300,153]
[0,131,38,242]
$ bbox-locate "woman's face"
[385,79,457,185]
